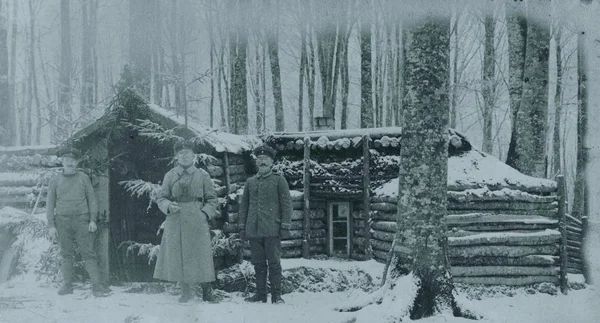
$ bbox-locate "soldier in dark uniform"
[239,145,292,304]
[46,147,109,297]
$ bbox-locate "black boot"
[57,284,73,296]
[244,293,267,303]
[179,283,193,303]
[202,283,218,303]
[269,262,283,304]
[245,265,267,303]
[271,294,285,304]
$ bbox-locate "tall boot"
[58,257,74,295]
[202,282,218,303]
[269,262,284,304]
[244,265,267,303]
[179,282,193,303]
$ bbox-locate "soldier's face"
[61,156,78,174]
[177,149,195,167]
[255,155,273,173]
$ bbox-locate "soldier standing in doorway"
[239,145,292,304]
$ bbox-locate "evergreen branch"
[119,179,161,210]
[123,119,184,143]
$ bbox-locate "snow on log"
[0,173,41,187]
[448,201,558,211]
[290,220,325,230]
[206,165,224,178]
[370,196,398,204]
[451,266,560,277]
[227,164,247,176]
[287,229,326,239]
[227,213,238,223]
[290,190,304,201]
[291,209,325,220]
[566,214,582,226]
[566,225,582,233]
[446,214,558,227]
[372,230,395,243]
[448,209,558,217]
[454,276,559,286]
[447,187,557,203]
[448,244,559,258]
[281,238,327,248]
[371,221,396,232]
[449,255,558,267]
[447,230,561,246]
[223,222,240,233]
[370,210,396,221]
[370,202,397,212]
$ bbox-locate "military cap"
[173,140,195,154]
[253,145,276,160]
[57,147,81,159]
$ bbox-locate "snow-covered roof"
[0,145,58,154]
[375,149,557,197]
[146,104,262,154]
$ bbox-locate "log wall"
[367,188,566,286]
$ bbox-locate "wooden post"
[302,137,311,258]
[558,175,568,294]
[223,152,231,194]
[581,215,591,284]
[362,135,371,259]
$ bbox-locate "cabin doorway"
[327,202,351,257]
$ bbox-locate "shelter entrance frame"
[327,201,351,257]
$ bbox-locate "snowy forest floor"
[1,221,600,323]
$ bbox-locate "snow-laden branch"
[119,179,161,210]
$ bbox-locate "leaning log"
[451,266,559,277]
[449,255,558,267]
[447,230,561,246]
[454,276,559,286]
[448,244,559,258]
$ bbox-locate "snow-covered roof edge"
[147,104,262,154]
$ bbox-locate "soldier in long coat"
[154,140,218,303]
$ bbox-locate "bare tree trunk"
[217,43,227,129]
[360,14,373,128]
[481,14,495,154]
[58,2,73,131]
[572,21,588,220]
[81,0,95,121]
[298,19,307,132]
[394,22,402,126]
[339,8,350,130]
[505,1,528,169]
[151,0,163,105]
[27,0,41,144]
[208,14,215,127]
[385,24,394,127]
[552,27,563,176]
[316,1,340,120]
[10,0,18,144]
[0,0,14,146]
[449,13,459,129]
[229,0,248,134]
[374,23,383,127]
[129,0,154,100]
[307,23,316,130]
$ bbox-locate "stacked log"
[0,147,58,210]
[369,187,563,286]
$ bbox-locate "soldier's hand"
[168,202,181,214]
[48,227,57,240]
[89,221,97,233]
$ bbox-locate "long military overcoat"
[153,165,217,283]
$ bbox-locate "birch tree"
[229,0,248,134]
[360,4,374,128]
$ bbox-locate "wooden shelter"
[65,90,260,281]
[218,127,578,287]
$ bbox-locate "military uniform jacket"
[239,171,292,238]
